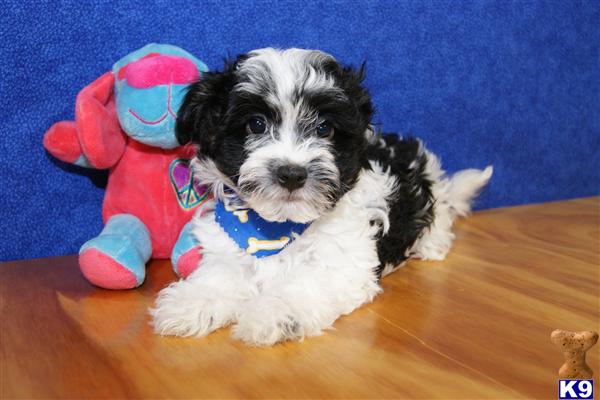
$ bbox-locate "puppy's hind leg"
[411,154,493,261]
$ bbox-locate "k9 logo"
[559,380,594,399]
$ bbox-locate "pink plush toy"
[43,44,209,289]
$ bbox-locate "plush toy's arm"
[43,120,91,167]
[44,72,127,169]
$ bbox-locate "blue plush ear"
[112,44,209,149]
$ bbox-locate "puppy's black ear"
[176,61,238,154]
[335,61,374,125]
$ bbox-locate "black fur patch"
[366,134,435,277]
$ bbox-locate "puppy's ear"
[176,60,238,154]
[333,61,374,126]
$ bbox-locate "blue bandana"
[214,200,308,258]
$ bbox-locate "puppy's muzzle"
[275,164,307,192]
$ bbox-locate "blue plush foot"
[171,222,202,278]
[79,214,152,289]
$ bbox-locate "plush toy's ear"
[75,72,126,168]
[176,62,237,155]
[44,72,126,169]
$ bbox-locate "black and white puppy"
[150,48,492,346]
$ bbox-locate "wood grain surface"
[1,197,599,399]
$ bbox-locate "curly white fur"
[150,162,392,345]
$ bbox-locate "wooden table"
[1,197,599,399]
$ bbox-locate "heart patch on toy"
[169,158,208,210]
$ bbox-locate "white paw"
[149,280,234,337]
[231,297,306,346]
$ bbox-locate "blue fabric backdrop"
[1,0,598,261]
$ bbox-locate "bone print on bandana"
[214,199,308,258]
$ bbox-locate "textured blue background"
[1,1,599,261]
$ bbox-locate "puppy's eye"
[316,121,333,138]
[247,117,267,134]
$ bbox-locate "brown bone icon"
[551,329,598,379]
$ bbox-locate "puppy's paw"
[232,297,305,346]
[149,280,233,337]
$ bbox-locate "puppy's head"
[177,48,373,223]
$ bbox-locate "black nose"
[276,165,308,191]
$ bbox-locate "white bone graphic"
[224,203,249,223]
[233,210,249,223]
[247,236,290,254]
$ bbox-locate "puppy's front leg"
[150,211,257,337]
[232,241,382,346]
[150,254,256,337]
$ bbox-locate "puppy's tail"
[447,165,493,218]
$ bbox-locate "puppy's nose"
[276,165,307,191]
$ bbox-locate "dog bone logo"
[551,329,598,379]
[247,236,290,254]
[169,158,208,210]
[223,203,250,223]
[233,210,249,223]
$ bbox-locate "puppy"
[150,48,492,346]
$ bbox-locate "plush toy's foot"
[171,222,202,278]
[80,248,138,289]
[173,246,203,278]
[79,214,152,289]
